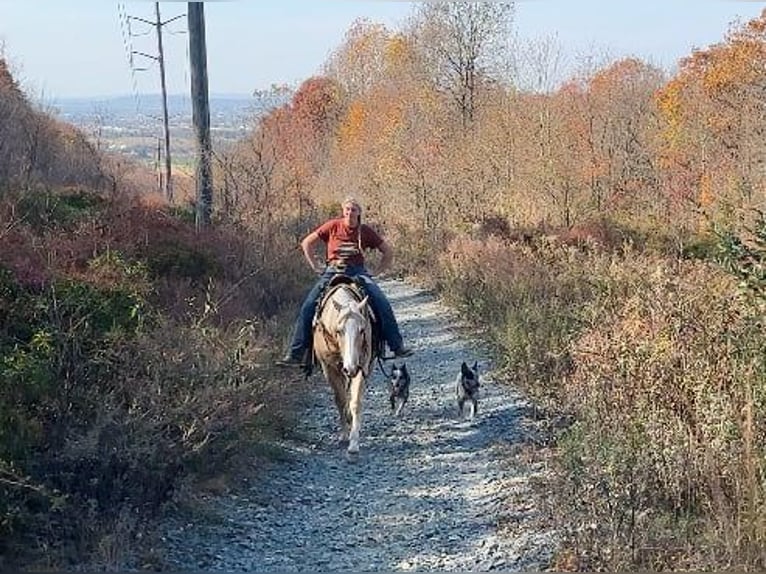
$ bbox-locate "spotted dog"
[388,363,410,417]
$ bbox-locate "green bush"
[15,187,104,231]
[716,209,766,307]
[145,240,222,282]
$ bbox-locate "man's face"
[342,203,361,227]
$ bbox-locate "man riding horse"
[276,197,413,367]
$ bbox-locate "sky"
[0,1,764,102]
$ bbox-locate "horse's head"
[332,295,370,378]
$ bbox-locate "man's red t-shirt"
[315,218,383,267]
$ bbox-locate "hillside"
[0,58,310,569]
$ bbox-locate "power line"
[117,2,141,112]
[119,3,186,204]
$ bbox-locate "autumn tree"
[510,34,566,94]
[655,9,766,228]
[0,57,104,191]
[583,59,664,218]
[324,19,394,99]
[322,20,404,214]
[409,2,514,129]
[0,57,33,185]
[214,77,345,243]
[217,108,282,226]
[323,21,452,236]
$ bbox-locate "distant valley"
[49,92,286,166]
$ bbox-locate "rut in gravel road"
[156,279,558,572]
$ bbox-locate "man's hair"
[342,196,362,214]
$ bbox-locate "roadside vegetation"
[1,3,765,571]
[0,59,316,568]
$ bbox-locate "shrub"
[15,187,104,232]
[435,235,608,402]
[716,209,766,308]
[560,260,766,569]
[145,240,222,282]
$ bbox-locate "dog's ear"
[472,361,478,371]
[401,363,408,374]
[461,362,471,376]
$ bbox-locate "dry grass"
[429,227,765,571]
[0,185,313,569]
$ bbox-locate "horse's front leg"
[346,372,366,454]
[323,364,349,443]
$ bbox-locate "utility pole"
[128,4,184,204]
[188,2,213,229]
[155,2,173,204]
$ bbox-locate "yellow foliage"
[337,101,368,154]
[383,34,412,71]
[702,40,765,93]
[655,78,684,149]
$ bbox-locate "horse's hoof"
[345,449,360,463]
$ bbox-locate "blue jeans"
[286,265,404,359]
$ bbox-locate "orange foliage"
[701,40,764,92]
[337,100,368,153]
[655,10,766,211]
[289,76,343,135]
[250,75,346,209]
[589,58,658,94]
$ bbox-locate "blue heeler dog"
[389,363,410,416]
[456,361,480,419]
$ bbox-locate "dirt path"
[152,279,557,571]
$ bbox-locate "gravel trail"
[155,279,557,571]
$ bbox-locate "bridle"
[318,295,371,381]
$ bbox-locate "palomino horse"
[312,281,374,456]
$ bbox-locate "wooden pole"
[188,2,212,229]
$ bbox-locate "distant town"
[50,92,287,166]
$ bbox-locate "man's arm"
[301,231,323,273]
[375,239,393,276]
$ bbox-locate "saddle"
[303,274,384,375]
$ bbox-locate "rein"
[376,356,394,379]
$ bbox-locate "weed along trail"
[154,279,557,571]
